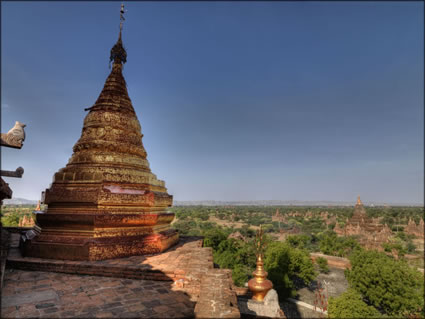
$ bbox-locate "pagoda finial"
[110,3,127,66]
[248,225,273,301]
[120,3,126,33]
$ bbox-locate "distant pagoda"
[351,196,367,221]
[22,5,179,260]
[334,196,393,250]
[347,196,383,232]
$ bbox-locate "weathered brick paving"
[1,269,195,318]
[2,234,241,318]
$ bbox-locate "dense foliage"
[366,206,424,225]
[318,231,361,257]
[1,205,36,226]
[346,249,424,317]
[264,241,316,299]
[169,205,424,316]
[201,226,317,295]
[170,205,423,276]
[316,257,329,273]
[382,231,417,258]
[202,228,256,286]
[328,289,383,318]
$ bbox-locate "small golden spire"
[248,225,273,301]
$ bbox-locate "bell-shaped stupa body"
[22,30,179,261]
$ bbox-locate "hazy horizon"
[4,197,423,207]
[2,2,423,204]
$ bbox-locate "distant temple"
[18,215,35,228]
[21,13,178,260]
[272,209,283,223]
[334,196,393,250]
[405,218,424,239]
[18,201,40,227]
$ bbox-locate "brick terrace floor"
[1,269,195,318]
[1,234,221,319]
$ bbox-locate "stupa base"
[21,229,179,261]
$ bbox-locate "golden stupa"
[22,6,179,260]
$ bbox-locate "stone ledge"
[238,290,285,319]
[194,269,240,318]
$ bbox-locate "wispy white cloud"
[1,103,10,109]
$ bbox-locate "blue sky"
[1,2,423,204]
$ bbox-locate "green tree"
[407,241,416,254]
[232,264,252,287]
[395,231,407,241]
[346,249,424,317]
[286,234,311,250]
[172,219,197,235]
[1,213,20,226]
[239,225,255,238]
[264,242,316,300]
[328,289,383,318]
[382,242,407,258]
[203,228,227,251]
[316,257,329,274]
[318,231,361,257]
[212,238,256,287]
[199,214,209,221]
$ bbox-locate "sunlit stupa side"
[22,6,179,260]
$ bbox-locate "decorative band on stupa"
[21,4,179,260]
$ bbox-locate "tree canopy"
[264,241,316,299]
[203,229,256,286]
[346,249,424,317]
[318,231,361,257]
[328,289,383,318]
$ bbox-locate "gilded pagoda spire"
[22,4,179,261]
